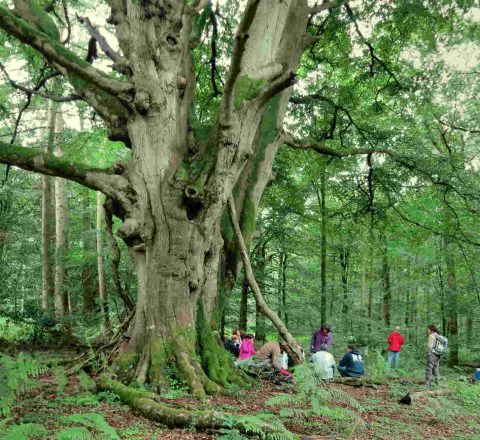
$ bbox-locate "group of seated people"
[224,329,293,379]
[224,324,364,381]
[310,324,364,379]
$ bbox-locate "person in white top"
[311,343,336,380]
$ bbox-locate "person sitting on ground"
[239,333,256,360]
[256,340,293,378]
[310,324,332,353]
[311,343,336,380]
[224,334,241,358]
[338,344,364,378]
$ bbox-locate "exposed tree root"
[96,375,291,436]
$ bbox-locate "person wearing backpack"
[425,324,448,386]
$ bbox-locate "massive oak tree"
[0,0,326,395]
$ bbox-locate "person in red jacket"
[387,326,405,369]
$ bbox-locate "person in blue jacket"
[338,344,365,378]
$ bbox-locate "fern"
[265,393,299,407]
[0,353,47,417]
[55,426,93,440]
[77,371,95,394]
[54,366,68,395]
[61,413,119,439]
[2,422,47,440]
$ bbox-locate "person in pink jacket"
[239,334,256,360]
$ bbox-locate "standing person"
[311,344,336,380]
[239,334,256,360]
[425,324,445,386]
[338,344,364,378]
[310,324,332,353]
[387,326,405,369]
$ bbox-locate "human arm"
[339,353,349,368]
[271,344,282,370]
[325,333,332,347]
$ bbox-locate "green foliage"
[0,353,47,417]
[55,426,92,440]
[53,366,68,396]
[77,370,95,394]
[60,413,119,439]
[265,364,363,429]
[2,422,47,440]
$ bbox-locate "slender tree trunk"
[381,233,391,326]
[97,192,111,336]
[444,234,459,367]
[320,168,328,324]
[238,275,248,331]
[41,102,56,312]
[329,255,336,318]
[437,261,447,336]
[359,237,366,321]
[368,219,375,331]
[54,107,69,318]
[341,247,349,317]
[82,189,96,313]
[282,253,288,327]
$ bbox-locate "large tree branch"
[309,0,345,15]
[221,0,260,121]
[77,15,129,75]
[228,195,304,365]
[0,142,134,212]
[0,6,133,97]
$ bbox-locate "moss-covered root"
[170,333,221,398]
[96,375,294,437]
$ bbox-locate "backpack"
[433,334,448,356]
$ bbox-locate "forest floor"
[2,349,480,439]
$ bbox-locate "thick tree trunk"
[54,108,69,318]
[41,103,56,312]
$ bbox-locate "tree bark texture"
[381,233,391,326]
[82,189,96,313]
[54,107,69,318]
[97,192,111,336]
[41,102,56,312]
